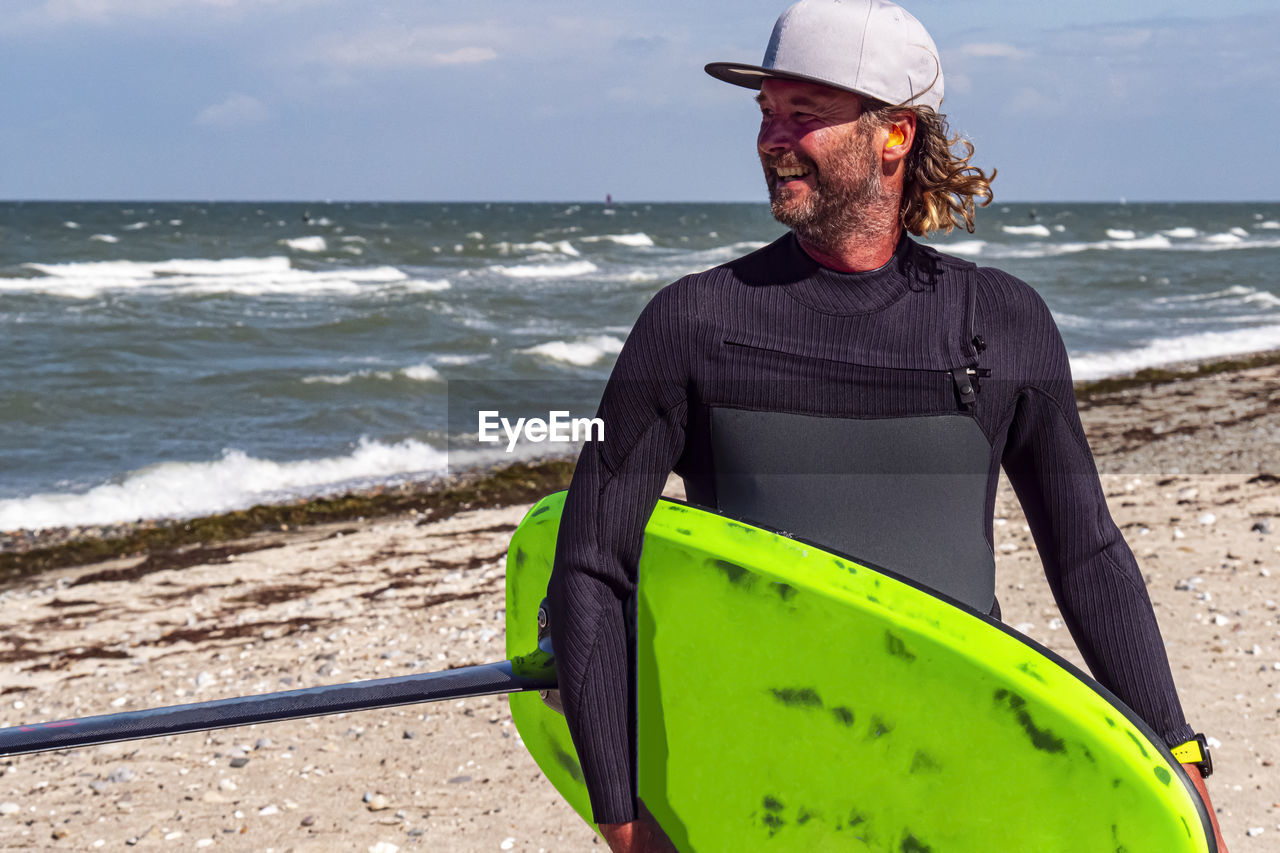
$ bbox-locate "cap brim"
[705,62,938,110]
[704,61,872,100]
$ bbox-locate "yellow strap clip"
[1171,739,1204,764]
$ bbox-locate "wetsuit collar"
[782,232,921,315]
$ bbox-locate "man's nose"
[757,117,795,156]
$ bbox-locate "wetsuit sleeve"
[999,297,1194,748]
[546,284,693,824]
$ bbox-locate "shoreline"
[1073,348,1280,400]
[3,348,1278,583]
[0,459,575,585]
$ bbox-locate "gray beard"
[766,131,886,253]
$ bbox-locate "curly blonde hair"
[862,102,996,236]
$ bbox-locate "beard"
[763,127,886,252]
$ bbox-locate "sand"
[0,363,1277,851]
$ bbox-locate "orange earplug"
[887,126,905,148]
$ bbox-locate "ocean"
[2,201,1278,531]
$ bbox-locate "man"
[548,1,1227,850]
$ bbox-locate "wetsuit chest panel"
[709,408,996,613]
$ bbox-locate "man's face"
[756,78,885,247]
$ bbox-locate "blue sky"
[2,0,1277,202]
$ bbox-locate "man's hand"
[1184,763,1229,852]
[599,800,678,853]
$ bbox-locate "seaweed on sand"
[0,459,575,586]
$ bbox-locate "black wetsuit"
[548,233,1193,824]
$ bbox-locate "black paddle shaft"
[0,657,555,757]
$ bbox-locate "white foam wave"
[1105,228,1136,240]
[90,233,119,243]
[63,221,80,229]
[158,258,292,276]
[949,231,1280,260]
[1153,285,1258,304]
[1259,221,1280,230]
[0,438,449,531]
[303,372,391,385]
[10,257,410,298]
[494,240,581,257]
[490,260,599,279]
[1049,313,1092,329]
[521,335,625,366]
[1181,237,1280,252]
[674,241,770,267]
[1070,325,1280,381]
[302,363,443,385]
[1152,285,1280,308]
[1160,227,1198,238]
[282,236,327,252]
[400,278,451,293]
[1115,234,1279,254]
[1108,234,1172,250]
[401,363,442,382]
[1244,291,1280,308]
[123,221,150,231]
[1001,224,1050,237]
[941,240,986,256]
[580,232,655,247]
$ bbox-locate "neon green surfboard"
[505,492,1215,851]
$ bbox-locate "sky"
[2,0,1278,202]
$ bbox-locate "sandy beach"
[1,359,1277,852]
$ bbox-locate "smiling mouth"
[774,164,811,180]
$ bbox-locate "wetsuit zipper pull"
[950,367,988,410]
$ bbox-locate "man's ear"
[882,112,917,164]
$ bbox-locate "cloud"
[39,0,282,24]
[431,46,498,66]
[1007,86,1061,115]
[1041,13,1280,111]
[1100,28,1153,50]
[959,42,1029,60]
[308,25,503,69]
[605,85,675,108]
[615,35,668,57]
[946,73,973,96]
[0,0,316,34]
[194,93,270,127]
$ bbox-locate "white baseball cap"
[705,0,944,110]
